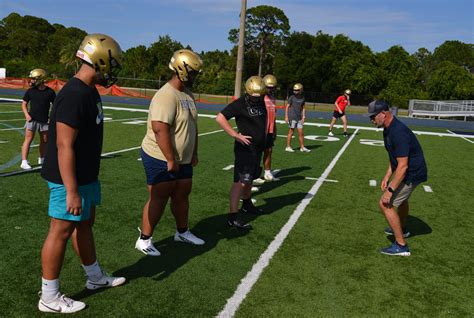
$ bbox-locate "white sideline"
[446,130,474,144]
[216,129,360,318]
[1,100,473,139]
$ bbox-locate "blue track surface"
[1,88,473,131]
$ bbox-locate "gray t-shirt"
[287,95,305,121]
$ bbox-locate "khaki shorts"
[25,120,48,132]
[390,182,419,208]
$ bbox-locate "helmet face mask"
[76,34,123,87]
[28,69,47,87]
[245,76,266,97]
[293,83,303,95]
[169,49,203,86]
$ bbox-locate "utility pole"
[233,0,246,98]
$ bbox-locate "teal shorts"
[47,181,101,221]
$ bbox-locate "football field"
[1,100,473,316]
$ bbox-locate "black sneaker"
[343,132,348,137]
[227,219,252,230]
[384,227,411,238]
[240,205,264,215]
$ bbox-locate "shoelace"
[59,294,74,308]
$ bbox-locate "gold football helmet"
[345,89,351,95]
[293,83,303,92]
[76,33,122,87]
[169,49,203,83]
[28,69,47,87]
[263,74,277,88]
[245,76,266,97]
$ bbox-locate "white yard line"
[305,177,339,183]
[101,128,225,157]
[217,129,360,318]
[446,130,474,144]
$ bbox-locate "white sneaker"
[252,178,265,185]
[285,147,295,152]
[300,147,311,153]
[38,157,44,165]
[135,229,161,256]
[328,131,334,137]
[86,272,126,290]
[264,172,280,181]
[20,161,32,170]
[38,292,86,314]
[174,230,205,245]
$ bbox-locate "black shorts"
[265,133,275,149]
[333,111,346,119]
[234,150,262,184]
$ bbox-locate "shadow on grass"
[71,214,251,301]
[386,215,432,242]
[406,215,432,237]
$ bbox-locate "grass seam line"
[216,129,360,318]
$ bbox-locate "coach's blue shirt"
[383,117,428,184]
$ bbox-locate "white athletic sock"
[265,170,271,174]
[82,261,103,281]
[21,159,28,164]
[41,278,60,302]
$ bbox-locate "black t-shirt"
[383,117,428,184]
[22,86,56,123]
[220,96,267,152]
[41,77,104,185]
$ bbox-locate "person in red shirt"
[328,89,351,137]
[262,74,279,181]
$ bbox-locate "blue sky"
[1,0,473,53]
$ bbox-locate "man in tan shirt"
[136,49,204,256]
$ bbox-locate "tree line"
[1,9,473,107]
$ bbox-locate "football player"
[20,68,56,169]
[39,34,126,313]
[135,49,205,256]
[216,76,268,229]
[262,74,279,181]
[329,89,351,137]
[285,83,310,152]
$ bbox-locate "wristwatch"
[387,187,395,193]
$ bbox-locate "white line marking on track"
[223,165,234,171]
[216,129,360,318]
[446,130,474,144]
[305,177,339,183]
[423,185,433,193]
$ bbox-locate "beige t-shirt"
[141,83,197,164]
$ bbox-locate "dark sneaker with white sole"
[384,227,411,238]
[240,205,263,215]
[227,218,252,230]
[380,241,411,256]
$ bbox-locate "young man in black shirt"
[368,100,428,257]
[20,69,56,170]
[216,76,267,229]
[39,34,125,313]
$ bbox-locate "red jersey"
[264,95,276,134]
[335,95,350,112]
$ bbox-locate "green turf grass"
[0,103,473,316]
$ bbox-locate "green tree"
[427,61,474,100]
[432,40,474,69]
[229,5,290,76]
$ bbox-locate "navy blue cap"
[366,100,390,117]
